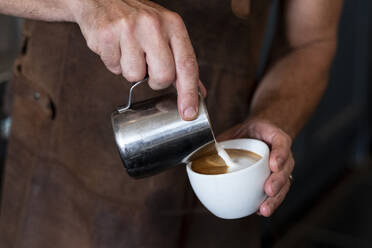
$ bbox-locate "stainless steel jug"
[111,78,216,178]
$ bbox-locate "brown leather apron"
[0,0,270,247]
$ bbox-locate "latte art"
[191,148,262,175]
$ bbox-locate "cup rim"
[186,138,269,178]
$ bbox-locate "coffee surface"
[191,149,262,175]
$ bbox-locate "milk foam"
[215,143,258,173]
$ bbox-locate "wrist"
[65,0,97,23]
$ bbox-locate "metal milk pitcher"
[111,78,215,178]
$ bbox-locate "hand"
[69,0,206,120]
[217,118,294,217]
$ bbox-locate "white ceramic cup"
[186,138,270,219]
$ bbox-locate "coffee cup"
[186,138,270,219]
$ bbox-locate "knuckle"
[165,11,184,26]
[281,152,290,163]
[179,87,198,99]
[273,152,286,167]
[113,69,122,75]
[108,66,121,75]
[148,77,171,90]
[100,52,120,70]
[275,149,287,160]
[179,56,198,74]
[282,132,292,145]
[86,38,99,54]
[140,11,161,29]
[122,70,146,83]
[103,58,119,69]
[152,70,175,85]
[119,17,134,35]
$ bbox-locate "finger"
[120,36,147,82]
[269,133,291,172]
[264,158,293,197]
[198,80,207,98]
[99,35,122,75]
[143,35,175,90]
[260,179,291,217]
[169,25,199,121]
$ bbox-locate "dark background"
[1,0,371,247]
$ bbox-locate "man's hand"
[69,0,204,120]
[0,0,205,120]
[217,118,294,217]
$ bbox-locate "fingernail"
[184,107,197,120]
[271,180,280,195]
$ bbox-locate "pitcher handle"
[117,77,149,113]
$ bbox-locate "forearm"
[0,0,79,21]
[249,39,337,139]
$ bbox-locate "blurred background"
[0,0,371,247]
